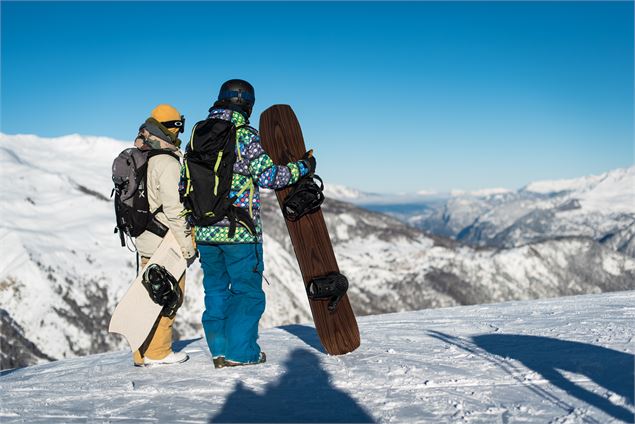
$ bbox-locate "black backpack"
[180,118,256,238]
[111,148,179,247]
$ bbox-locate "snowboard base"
[109,231,186,352]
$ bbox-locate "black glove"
[302,150,316,175]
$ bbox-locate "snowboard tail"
[260,104,360,355]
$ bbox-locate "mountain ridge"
[1,133,633,370]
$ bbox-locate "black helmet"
[217,79,255,117]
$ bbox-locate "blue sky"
[1,1,633,193]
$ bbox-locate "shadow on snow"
[209,348,374,423]
[172,337,203,352]
[0,367,20,377]
[279,324,326,353]
[428,331,634,423]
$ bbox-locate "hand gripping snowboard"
[260,104,360,355]
[109,231,186,352]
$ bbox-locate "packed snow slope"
[1,291,633,423]
[1,133,634,371]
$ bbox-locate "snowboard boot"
[143,351,189,367]
[223,352,266,368]
[213,356,226,369]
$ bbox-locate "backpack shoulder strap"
[234,125,257,162]
[147,149,180,162]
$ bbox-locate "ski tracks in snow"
[1,291,634,423]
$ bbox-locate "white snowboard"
[109,230,186,352]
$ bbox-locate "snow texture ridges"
[0,291,633,423]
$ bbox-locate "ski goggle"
[161,116,185,133]
[218,90,255,103]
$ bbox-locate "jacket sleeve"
[243,130,309,189]
[155,156,196,259]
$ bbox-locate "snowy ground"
[1,291,633,423]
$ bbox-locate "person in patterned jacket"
[195,79,315,368]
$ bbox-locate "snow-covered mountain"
[1,292,633,423]
[400,167,635,255]
[1,133,634,371]
[321,183,372,202]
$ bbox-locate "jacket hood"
[208,108,247,127]
[138,118,182,149]
[209,102,250,123]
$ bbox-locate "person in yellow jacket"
[133,104,197,367]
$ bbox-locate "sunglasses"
[161,115,185,133]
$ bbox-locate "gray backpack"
[111,148,178,246]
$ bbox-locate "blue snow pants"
[199,243,265,363]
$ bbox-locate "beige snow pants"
[133,256,186,365]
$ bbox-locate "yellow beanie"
[151,104,181,123]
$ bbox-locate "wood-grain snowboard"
[260,104,360,355]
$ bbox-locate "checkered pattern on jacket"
[186,108,309,244]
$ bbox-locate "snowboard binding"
[141,264,182,318]
[282,174,325,221]
[306,272,349,312]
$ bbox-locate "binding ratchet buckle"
[282,174,325,221]
[306,272,349,312]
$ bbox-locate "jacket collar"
[138,118,182,149]
[208,107,247,126]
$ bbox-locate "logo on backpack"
[179,118,256,238]
[111,148,178,247]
